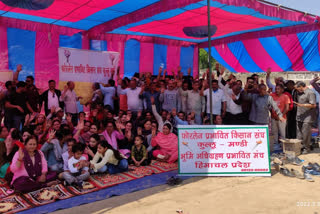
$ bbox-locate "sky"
[265,0,320,16]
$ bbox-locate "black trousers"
[224,112,247,125]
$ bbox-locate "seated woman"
[115,114,127,133]
[145,121,158,158]
[118,121,135,151]
[151,123,178,163]
[90,141,128,174]
[137,120,152,139]
[28,114,47,130]
[0,127,10,178]
[85,134,99,161]
[10,136,57,193]
[41,130,64,172]
[102,121,129,158]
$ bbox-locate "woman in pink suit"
[101,121,130,158]
[10,136,57,193]
[151,123,178,163]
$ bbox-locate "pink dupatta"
[152,132,178,163]
[101,130,130,157]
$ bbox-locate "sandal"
[279,167,295,177]
[304,173,314,182]
[167,176,183,186]
[290,169,304,179]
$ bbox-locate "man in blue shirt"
[100,79,116,110]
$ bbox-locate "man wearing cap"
[46,107,64,121]
[41,80,64,116]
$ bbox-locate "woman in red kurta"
[151,123,178,163]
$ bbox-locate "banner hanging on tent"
[58,48,120,104]
[178,125,271,177]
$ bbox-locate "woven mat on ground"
[0,160,178,214]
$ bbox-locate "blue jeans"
[97,165,108,173]
[194,113,202,125]
[12,115,24,130]
[108,159,128,174]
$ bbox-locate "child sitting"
[63,144,89,188]
[130,135,149,166]
[59,138,76,180]
[90,141,128,174]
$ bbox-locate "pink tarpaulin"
[82,34,90,50]
[139,42,154,73]
[0,26,9,71]
[126,6,281,40]
[276,34,307,71]
[242,38,282,72]
[34,32,59,89]
[215,44,249,73]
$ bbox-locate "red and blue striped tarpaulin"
[202,30,320,72]
[0,0,319,75]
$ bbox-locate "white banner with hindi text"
[58,48,120,104]
[178,125,271,176]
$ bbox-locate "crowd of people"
[0,63,318,193]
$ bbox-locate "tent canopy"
[0,0,319,73]
[0,0,318,42]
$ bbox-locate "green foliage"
[199,48,216,69]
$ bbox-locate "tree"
[199,48,216,69]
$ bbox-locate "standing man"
[159,80,180,112]
[266,68,285,93]
[5,81,31,129]
[200,79,226,121]
[60,81,82,126]
[117,79,143,114]
[178,80,204,124]
[140,83,160,112]
[25,76,40,113]
[41,80,63,116]
[293,81,317,154]
[310,77,320,137]
[100,79,116,110]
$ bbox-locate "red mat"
[0,160,177,213]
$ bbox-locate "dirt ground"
[103,150,320,214]
[53,149,320,214]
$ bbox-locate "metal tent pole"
[207,0,213,125]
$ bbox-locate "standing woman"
[10,136,57,193]
[90,141,128,174]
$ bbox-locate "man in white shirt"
[41,80,64,116]
[201,79,226,120]
[60,81,82,125]
[217,75,244,125]
[117,79,143,113]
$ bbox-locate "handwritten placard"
[178,125,271,176]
